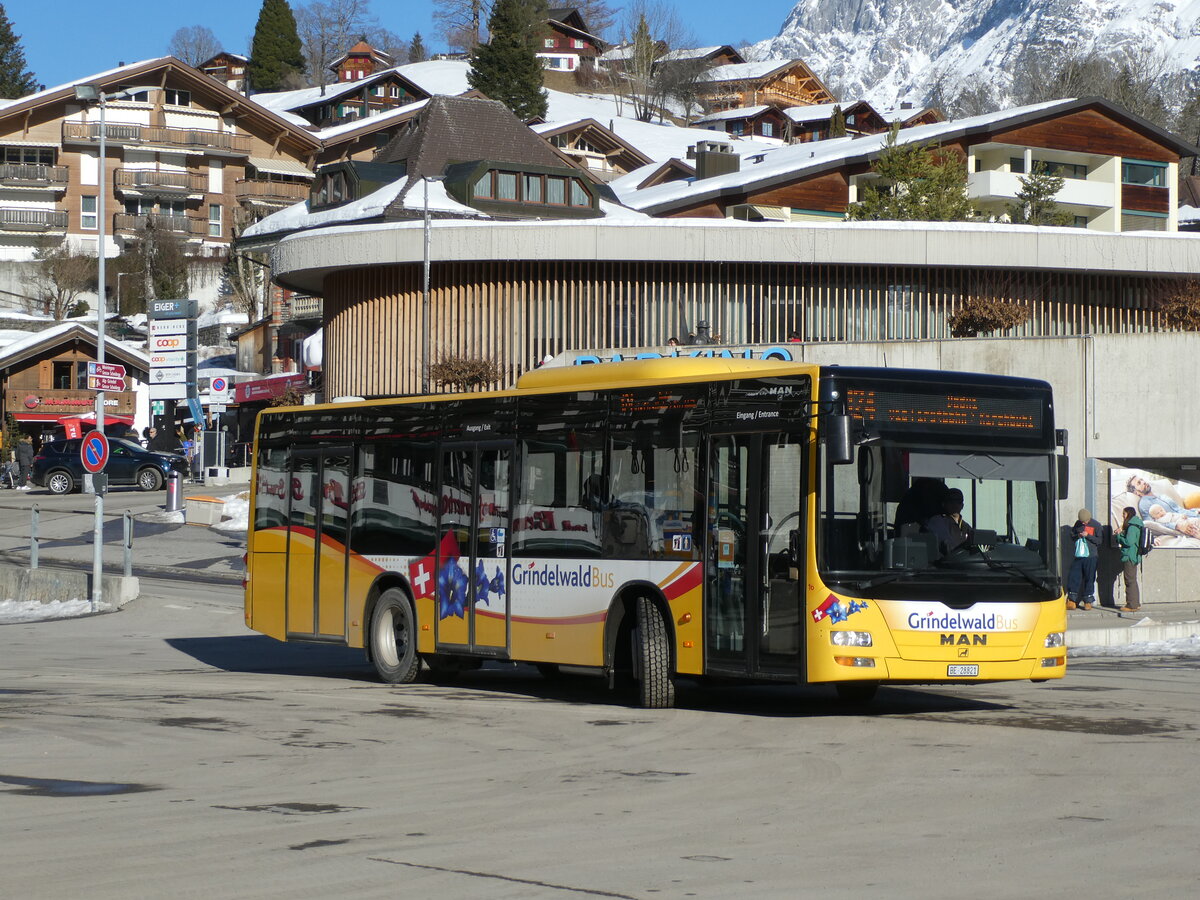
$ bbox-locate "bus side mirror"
[826,414,854,465]
[1057,456,1069,500]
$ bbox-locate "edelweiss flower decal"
[437,558,469,619]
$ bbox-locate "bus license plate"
[947,664,979,677]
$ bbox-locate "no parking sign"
[209,375,229,403]
[81,431,109,474]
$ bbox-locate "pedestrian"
[1115,505,1144,613]
[1066,507,1102,610]
[15,433,34,491]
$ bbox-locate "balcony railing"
[287,295,324,320]
[62,121,251,154]
[0,207,69,230]
[113,213,206,236]
[115,168,206,195]
[0,163,69,188]
[235,179,310,204]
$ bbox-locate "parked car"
[31,438,190,494]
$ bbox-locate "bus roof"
[516,356,814,391]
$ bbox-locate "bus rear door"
[436,443,512,656]
[707,432,806,678]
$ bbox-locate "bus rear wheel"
[369,589,420,685]
[634,596,675,709]
[835,681,879,704]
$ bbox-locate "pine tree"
[467,0,548,122]
[847,125,973,222]
[0,4,37,99]
[1006,162,1074,226]
[829,104,847,138]
[409,32,428,63]
[248,0,306,92]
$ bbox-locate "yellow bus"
[244,358,1069,707]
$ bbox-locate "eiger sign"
[151,300,195,319]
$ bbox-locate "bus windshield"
[820,443,1059,600]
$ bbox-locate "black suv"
[31,438,190,494]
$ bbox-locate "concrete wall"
[0,562,138,608]
[789,333,1199,604]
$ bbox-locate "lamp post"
[74,83,129,610]
[421,175,446,395]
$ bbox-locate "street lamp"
[74,82,131,610]
[422,175,446,395]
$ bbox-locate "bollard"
[165,471,183,512]
[30,504,39,569]
[123,510,133,577]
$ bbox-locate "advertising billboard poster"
[1109,468,1200,550]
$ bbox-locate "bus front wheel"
[634,597,675,709]
[369,589,420,685]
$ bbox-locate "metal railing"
[0,163,69,186]
[62,121,251,154]
[113,212,206,236]
[115,168,206,194]
[0,207,69,230]
[29,505,135,577]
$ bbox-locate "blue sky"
[9,1,796,91]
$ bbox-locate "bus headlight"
[831,630,872,647]
[1043,632,1065,648]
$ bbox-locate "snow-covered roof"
[242,176,485,241]
[699,60,797,84]
[661,46,729,62]
[1180,205,1200,224]
[693,105,772,124]
[618,98,1079,212]
[540,87,776,162]
[0,322,149,369]
[196,308,250,329]
[251,80,372,113]
[0,57,172,112]
[783,103,843,124]
[316,98,428,141]
[391,60,474,97]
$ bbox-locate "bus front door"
[286,446,352,641]
[707,432,805,677]
[436,444,512,656]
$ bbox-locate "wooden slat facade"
[323,261,1182,399]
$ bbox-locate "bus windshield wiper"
[961,543,1055,592]
[852,569,929,591]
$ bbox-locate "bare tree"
[433,0,490,53]
[571,1,617,40]
[167,25,223,67]
[610,1,696,123]
[295,0,381,90]
[224,211,268,321]
[22,238,97,320]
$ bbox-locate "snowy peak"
[753,0,1200,106]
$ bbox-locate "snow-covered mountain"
[752,0,1200,107]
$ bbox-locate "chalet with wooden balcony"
[536,8,605,73]
[695,59,836,113]
[199,52,249,94]
[0,57,319,266]
[615,98,1199,233]
[531,118,652,182]
[0,322,151,440]
[251,67,430,130]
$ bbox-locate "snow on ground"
[213,493,250,534]
[0,598,111,624]
[1069,635,1200,657]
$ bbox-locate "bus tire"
[835,681,879,704]
[369,589,420,685]
[634,596,675,709]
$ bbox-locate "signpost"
[86,361,126,393]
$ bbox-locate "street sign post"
[81,431,109,474]
[88,361,125,379]
[209,375,229,402]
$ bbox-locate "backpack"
[1137,522,1152,558]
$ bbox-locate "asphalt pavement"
[1,480,1197,650]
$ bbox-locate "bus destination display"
[845,388,1042,433]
